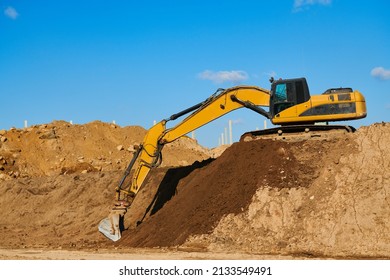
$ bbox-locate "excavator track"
[240,124,356,142]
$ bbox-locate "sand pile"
[0,120,215,178]
[0,121,389,259]
[184,122,390,258]
[0,120,216,248]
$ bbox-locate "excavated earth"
[0,121,389,259]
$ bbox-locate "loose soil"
[0,121,389,259]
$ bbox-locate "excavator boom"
[98,85,270,241]
[119,86,270,199]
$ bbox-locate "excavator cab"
[269,78,310,117]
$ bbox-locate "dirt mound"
[118,123,390,258]
[119,139,315,247]
[185,122,390,258]
[0,121,389,259]
[0,120,216,249]
[0,120,214,178]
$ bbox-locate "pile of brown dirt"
[0,120,217,249]
[119,139,316,247]
[0,121,389,259]
[119,123,390,258]
[184,122,390,258]
[0,120,214,178]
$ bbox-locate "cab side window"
[275,83,287,102]
[273,82,295,115]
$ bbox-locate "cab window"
[275,83,287,102]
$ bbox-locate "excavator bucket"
[98,209,126,242]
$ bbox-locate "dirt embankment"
[0,120,215,178]
[119,139,316,247]
[0,120,218,249]
[0,121,389,259]
[120,122,390,258]
[184,122,390,258]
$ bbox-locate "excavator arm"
[120,85,270,199]
[98,85,270,241]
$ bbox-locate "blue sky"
[1,0,389,147]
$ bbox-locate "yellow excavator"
[98,77,367,241]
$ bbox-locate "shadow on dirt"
[136,158,214,225]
